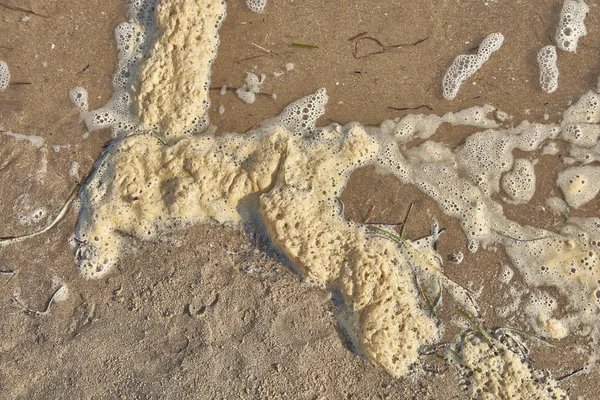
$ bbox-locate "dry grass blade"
[457,307,493,344]
[12,285,65,316]
[368,225,409,246]
[399,202,413,239]
[0,183,80,245]
[495,326,554,347]
[418,280,437,318]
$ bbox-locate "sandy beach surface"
[1,0,599,398]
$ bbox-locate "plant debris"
[351,35,428,59]
[11,285,65,316]
[291,42,319,49]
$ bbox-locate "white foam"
[69,87,89,112]
[555,0,589,52]
[497,264,514,284]
[557,165,600,208]
[236,72,263,104]
[537,45,559,93]
[442,33,504,100]
[501,158,536,204]
[0,60,10,90]
[245,0,267,12]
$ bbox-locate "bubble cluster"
[451,334,568,399]
[0,60,9,90]
[262,88,328,136]
[245,0,267,12]
[555,0,589,53]
[442,33,504,100]
[497,264,514,284]
[537,45,559,93]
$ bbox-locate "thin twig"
[352,36,428,59]
[557,367,584,382]
[364,204,375,224]
[12,285,64,316]
[388,105,433,112]
[0,2,49,18]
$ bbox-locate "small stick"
[388,105,433,112]
[12,285,64,316]
[557,367,584,382]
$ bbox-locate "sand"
[0,0,599,398]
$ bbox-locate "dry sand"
[0,0,599,398]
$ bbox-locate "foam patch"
[442,33,504,100]
[134,0,227,138]
[0,60,10,90]
[236,72,264,104]
[555,0,589,52]
[557,165,600,208]
[537,45,559,93]
[450,334,567,399]
[501,158,536,204]
[245,0,267,12]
